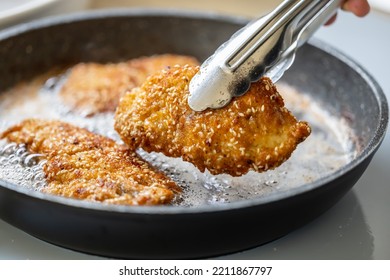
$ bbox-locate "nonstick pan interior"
[0,10,388,259]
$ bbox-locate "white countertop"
[0,1,389,260]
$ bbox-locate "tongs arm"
[188,0,341,111]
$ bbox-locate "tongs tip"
[188,0,341,112]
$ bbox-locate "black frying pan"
[0,10,388,259]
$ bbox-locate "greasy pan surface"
[0,10,388,259]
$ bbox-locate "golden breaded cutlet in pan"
[115,65,311,176]
[0,119,180,205]
[59,54,199,116]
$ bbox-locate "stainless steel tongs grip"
[225,0,314,72]
[188,0,341,112]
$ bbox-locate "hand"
[326,0,370,25]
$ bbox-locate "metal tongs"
[188,0,341,111]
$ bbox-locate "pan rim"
[0,9,388,215]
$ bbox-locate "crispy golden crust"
[115,65,311,176]
[0,119,180,205]
[59,62,136,115]
[127,54,200,85]
[59,54,199,116]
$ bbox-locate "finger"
[342,0,370,17]
[325,13,338,25]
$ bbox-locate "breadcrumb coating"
[59,54,199,116]
[59,62,136,115]
[0,119,180,205]
[127,54,200,86]
[115,65,311,176]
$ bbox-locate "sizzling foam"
[0,142,47,191]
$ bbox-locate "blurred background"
[0,0,278,28]
[90,0,279,15]
[1,0,389,28]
